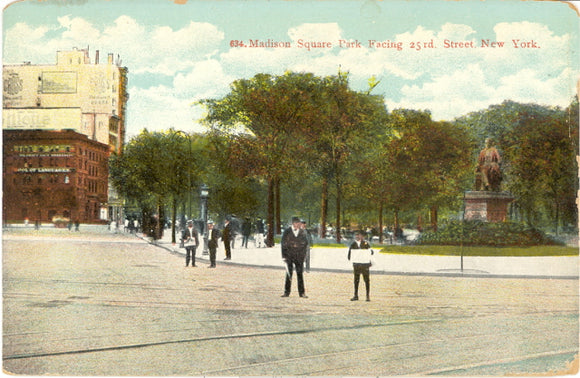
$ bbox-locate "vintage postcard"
[2,0,579,376]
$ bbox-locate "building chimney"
[108,53,113,65]
[95,50,99,64]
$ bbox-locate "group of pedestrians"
[281,216,373,301]
[179,215,374,302]
[180,220,221,268]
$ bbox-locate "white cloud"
[288,23,343,43]
[3,23,53,63]
[173,59,235,100]
[387,64,495,120]
[436,22,476,41]
[58,15,101,42]
[497,67,576,107]
[387,63,576,121]
[126,85,206,137]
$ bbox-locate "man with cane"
[281,217,309,298]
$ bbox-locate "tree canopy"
[111,75,578,244]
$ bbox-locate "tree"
[307,73,388,242]
[503,105,578,232]
[109,129,205,242]
[199,72,325,246]
[358,109,473,234]
[203,132,264,221]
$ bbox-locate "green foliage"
[415,220,563,247]
[109,129,209,216]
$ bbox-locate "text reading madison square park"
[230,38,541,51]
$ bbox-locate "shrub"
[415,220,563,247]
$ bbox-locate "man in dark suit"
[207,221,220,268]
[181,220,199,267]
[222,217,232,260]
[281,216,309,298]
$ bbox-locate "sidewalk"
[145,230,579,279]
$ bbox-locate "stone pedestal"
[464,191,514,222]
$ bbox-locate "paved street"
[3,229,579,376]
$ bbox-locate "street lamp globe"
[200,184,209,199]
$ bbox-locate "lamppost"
[200,184,209,255]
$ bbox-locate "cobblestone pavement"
[3,231,578,376]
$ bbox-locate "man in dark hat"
[206,220,220,268]
[347,230,374,301]
[222,217,232,260]
[181,220,199,267]
[281,216,309,298]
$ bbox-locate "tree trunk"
[275,177,281,236]
[171,197,177,244]
[430,205,438,232]
[157,199,165,240]
[335,181,341,243]
[142,207,151,237]
[394,209,400,241]
[378,201,384,243]
[320,176,328,239]
[555,201,560,235]
[266,177,275,247]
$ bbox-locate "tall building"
[3,129,109,224]
[3,47,129,224]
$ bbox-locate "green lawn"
[378,244,578,257]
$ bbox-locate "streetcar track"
[3,318,442,360]
[199,328,577,375]
[4,280,176,289]
[408,349,578,376]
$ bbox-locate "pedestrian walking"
[241,217,251,248]
[181,220,200,267]
[222,217,232,260]
[347,230,374,301]
[207,221,220,268]
[255,218,265,248]
[281,217,309,298]
[301,220,312,272]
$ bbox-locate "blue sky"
[3,0,579,138]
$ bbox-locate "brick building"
[3,129,109,224]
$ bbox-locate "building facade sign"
[40,71,77,94]
[17,167,74,173]
[2,108,82,130]
[13,144,73,153]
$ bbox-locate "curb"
[139,234,579,280]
